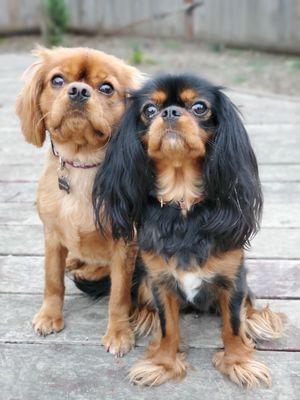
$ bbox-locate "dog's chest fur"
[37,151,112,265]
[178,272,203,302]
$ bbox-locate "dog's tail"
[72,275,111,299]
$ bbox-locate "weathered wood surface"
[0,294,298,351]
[1,344,299,400]
[0,53,300,399]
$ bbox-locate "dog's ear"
[128,67,147,90]
[203,90,263,246]
[92,98,151,241]
[15,46,51,147]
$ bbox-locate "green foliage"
[164,40,182,50]
[42,0,69,46]
[208,42,225,53]
[233,75,247,85]
[286,58,300,70]
[130,44,143,65]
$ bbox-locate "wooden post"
[184,0,195,39]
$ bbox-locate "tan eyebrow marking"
[180,88,199,103]
[150,90,167,104]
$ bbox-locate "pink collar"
[51,140,101,169]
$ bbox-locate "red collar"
[158,195,205,210]
[51,139,101,169]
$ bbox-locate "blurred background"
[0,0,299,96]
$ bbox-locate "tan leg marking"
[33,229,67,336]
[213,292,271,388]
[129,290,188,386]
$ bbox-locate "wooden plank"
[1,224,299,259]
[0,203,40,225]
[259,164,300,183]
[246,259,300,299]
[1,256,298,299]
[0,225,43,255]
[0,164,41,182]
[250,228,300,259]
[262,203,300,228]
[260,182,300,203]
[0,294,298,351]
[248,125,300,164]
[0,256,80,295]
[0,143,46,165]
[0,182,38,203]
[1,344,298,400]
[230,92,300,124]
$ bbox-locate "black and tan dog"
[93,74,285,386]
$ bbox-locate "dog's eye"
[51,75,65,87]
[192,102,207,116]
[99,83,114,95]
[143,104,158,119]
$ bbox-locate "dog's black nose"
[161,106,182,122]
[68,83,91,104]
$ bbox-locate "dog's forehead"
[149,85,200,106]
[49,50,124,81]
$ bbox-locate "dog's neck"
[51,139,106,167]
[155,159,203,210]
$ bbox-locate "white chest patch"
[180,272,203,303]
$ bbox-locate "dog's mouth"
[50,113,109,145]
[163,130,184,141]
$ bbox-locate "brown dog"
[16,46,142,356]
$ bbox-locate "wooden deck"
[0,53,299,400]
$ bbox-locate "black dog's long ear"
[204,90,263,247]
[92,100,151,241]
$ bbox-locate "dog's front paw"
[32,308,64,336]
[213,351,271,388]
[129,353,188,386]
[102,324,135,357]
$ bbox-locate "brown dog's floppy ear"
[128,67,147,90]
[15,47,50,147]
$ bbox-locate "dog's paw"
[32,309,64,336]
[213,351,271,388]
[102,325,135,357]
[129,352,188,386]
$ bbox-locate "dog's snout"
[68,83,91,104]
[161,106,182,122]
